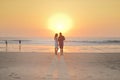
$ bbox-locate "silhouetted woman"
[54,33,58,55]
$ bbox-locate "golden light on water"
[48,13,73,33]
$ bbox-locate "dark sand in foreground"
[0,52,120,80]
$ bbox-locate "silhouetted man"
[58,32,65,55]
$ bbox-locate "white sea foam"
[0,37,120,53]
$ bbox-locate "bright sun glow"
[48,13,73,33]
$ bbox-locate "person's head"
[59,32,62,36]
[54,33,58,38]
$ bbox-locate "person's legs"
[60,49,63,55]
[55,48,58,55]
[60,46,63,55]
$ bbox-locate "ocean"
[0,37,120,53]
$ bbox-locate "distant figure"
[19,40,21,52]
[5,40,8,52]
[19,40,21,44]
[58,32,65,55]
[5,40,8,46]
[54,33,58,55]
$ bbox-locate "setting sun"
[48,13,73,33]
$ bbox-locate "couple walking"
[54,32,65,55]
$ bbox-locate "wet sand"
[0,52,120,80]
[65,53,120,80]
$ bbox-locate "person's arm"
[63,36,65,40]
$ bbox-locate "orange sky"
[0,0,120,38]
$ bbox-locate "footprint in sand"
[8,72,21,79]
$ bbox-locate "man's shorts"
[59,45,63,49]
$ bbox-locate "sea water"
[0,37,120,53]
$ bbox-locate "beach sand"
[0,52,120,80]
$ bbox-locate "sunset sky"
[0,0,120,38]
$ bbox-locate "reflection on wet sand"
[45,55,70,80]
